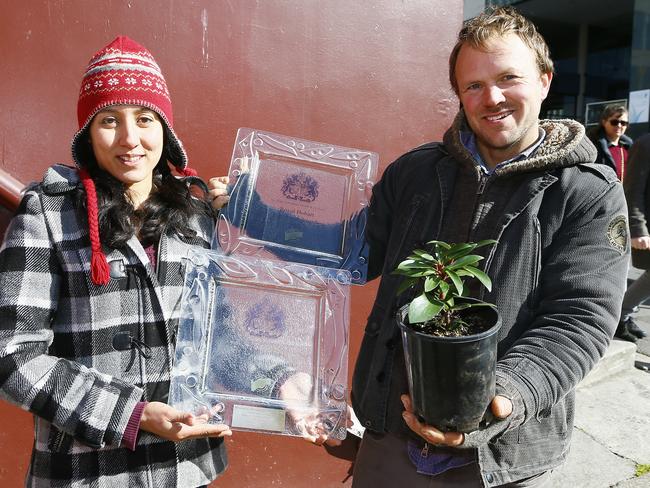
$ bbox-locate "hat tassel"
[90,249,111,285]
[179,166,198,177]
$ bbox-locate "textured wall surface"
[0,1,462,486]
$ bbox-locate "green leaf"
[396,277,418,296]
[408,293,443,323]
[425,240,452,250]
[412,249,435,261]
[437,280,450,296]
[407,270,437,278]
[475,239,498,249]
[447,254,483,270]
[394,259,417,269]
[424,276,440,292]
[464,266,493,292]
[446,243,478,260]
[394,260,429,274]
[446,270,463,296]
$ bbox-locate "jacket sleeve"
[0,190,143,449]
[463,169,629,448]
[465,171,629,448]
[624,136,650,238]
[366,157,400,281]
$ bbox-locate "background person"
[616,133,650,342]
[350,7,628,487]
[588,104,632,181]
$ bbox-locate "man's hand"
[401,394,512,446]
[208,176,230,210]
[279,372,350,446]
[139,401,232,441]
[279,372,326,444]
[631,236,650,250]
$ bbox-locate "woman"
[0,36,233,487]
[588,104,632,181]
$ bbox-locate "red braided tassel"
[78,168,110,285]
[179,166,198,177]
[90,249,111,285]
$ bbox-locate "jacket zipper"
[468,170,490,243]
[477,172,488,196]
[528,217,542,308]
[389,196,424,271]
[51,428,66,453]
[420,442,429,458]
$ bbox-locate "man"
[351,7,629,487]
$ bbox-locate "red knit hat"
[72,36,197,285]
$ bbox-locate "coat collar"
[42,164,81,195]
[443,111,597,176]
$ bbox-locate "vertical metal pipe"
[0,168,25,211]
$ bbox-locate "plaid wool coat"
[0,165,227,487]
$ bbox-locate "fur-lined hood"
[443,110,597,176]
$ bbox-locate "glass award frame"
[214,128,378,284]
[169,248,351,440]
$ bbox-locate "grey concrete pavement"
[554,265,650,487]
[556,351,650,487]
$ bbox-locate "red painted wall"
[0,1,462,486]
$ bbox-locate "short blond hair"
[449,6,554,94]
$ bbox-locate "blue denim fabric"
[407,440,475,476]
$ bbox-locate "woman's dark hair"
[599,104,628,125]
[75,132,215,249]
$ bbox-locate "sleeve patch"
[607,215,629,254]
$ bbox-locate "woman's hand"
[139,401,232,441]
[208,176,230,210]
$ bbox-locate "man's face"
[454,33,552,168]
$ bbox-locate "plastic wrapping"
[169,248,351,439]
[214,128,378,284]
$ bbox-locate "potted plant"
[393,239,501,433]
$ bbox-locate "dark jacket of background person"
[587,125,633,174]
[624,133,650,269]
[353,113,629,486]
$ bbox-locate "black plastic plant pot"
[396,301,502,433]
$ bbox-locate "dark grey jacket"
[352,114,629,486]
[623,133,650,269]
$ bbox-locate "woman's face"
[602,111,629,142]
[89,105,164,206]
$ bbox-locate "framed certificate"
[214,128,378,284]
[169,248,350,439]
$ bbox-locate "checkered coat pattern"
[0,165,226,487]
